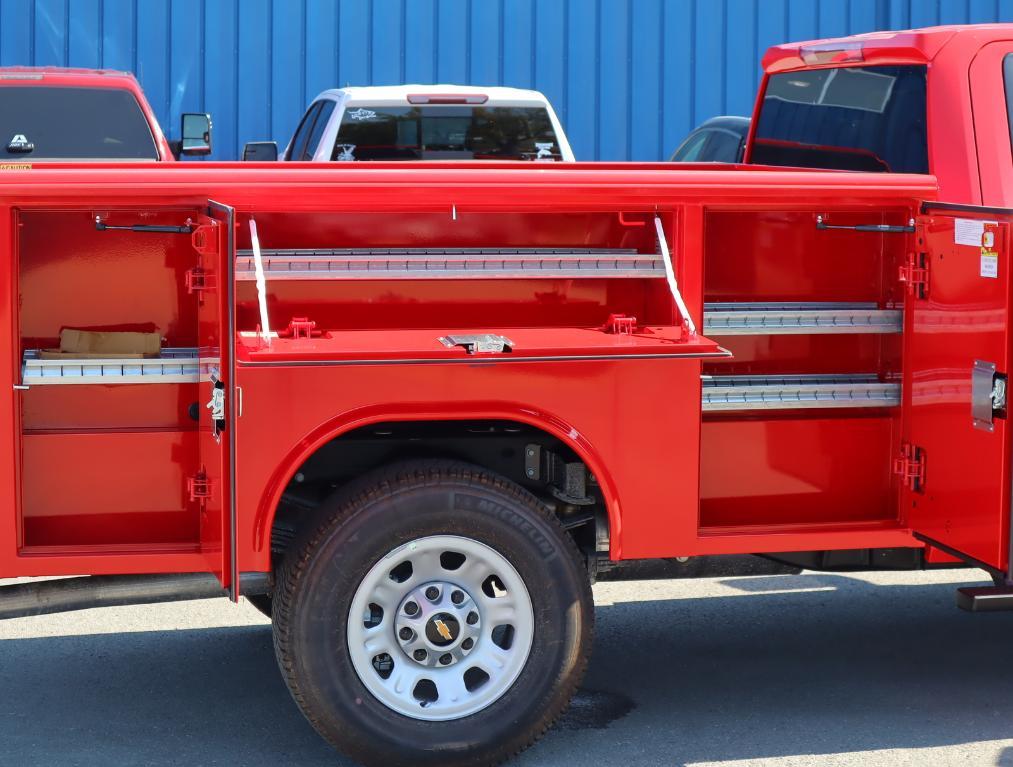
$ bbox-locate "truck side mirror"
[243,141,279,161]
[180,113,212,156]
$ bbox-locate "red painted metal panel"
[196,205,236,592]
[232,357,708,569]
[20,430,198,548]
[237,326,719,363]
[701,413,898,528]
[903,211,1013,570]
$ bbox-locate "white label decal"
[534,142,555,160]
[981,251,999,279]
[335,143,356,161]
[346,108,377,121]
[955,218,987,247]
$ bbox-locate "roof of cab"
[0,66,142,88]
[762,23,1013,73]
[315,84,553,106]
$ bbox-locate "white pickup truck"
[244,84,574,162]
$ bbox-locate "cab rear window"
[332,105,562,161]
[0,86,159,161]
[751,65,928,174]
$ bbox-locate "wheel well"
[269,419,609,572]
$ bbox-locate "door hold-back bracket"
[972,360,1007,432]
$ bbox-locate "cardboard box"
[46,329,162,358]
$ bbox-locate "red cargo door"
[903,204,1013,573]
[195,201,238,598]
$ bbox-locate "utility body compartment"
[0,163,1007,589]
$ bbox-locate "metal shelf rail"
[234,247,666,280]
[22,348,199,385]
[703,302,902,335]
[701,373,900,411]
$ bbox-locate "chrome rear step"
[703,302,902,335]
[701,373,900,411]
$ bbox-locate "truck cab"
[746,25,1013,207]
[0,67,211,162]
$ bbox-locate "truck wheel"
[272,461,593,767]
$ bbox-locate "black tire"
[273,460,594,767]
[246,594,273,619]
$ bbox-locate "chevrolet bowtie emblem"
[434,619,453,641]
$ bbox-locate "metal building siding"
[0,0,1010,161]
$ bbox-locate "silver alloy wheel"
[347,534,535,721]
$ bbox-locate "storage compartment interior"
[232,210,679,340]
[699,209,912,531]
[16,201,909,549]
[17,209,203,550]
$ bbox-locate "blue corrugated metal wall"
[0,0,1009,160]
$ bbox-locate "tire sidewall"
[281,474,591,765]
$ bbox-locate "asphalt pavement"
[1,568,1011,767]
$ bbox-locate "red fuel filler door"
[901,205,1013,576]
[191,201,238,599]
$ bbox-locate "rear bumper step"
[956,586,1013,612]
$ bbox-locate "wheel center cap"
[425,613,460,646]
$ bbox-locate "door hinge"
[893,443,926,492]
[185,266,211,294]
[898,252,929,298]
[600,313,638,335]
[187,472,212,504]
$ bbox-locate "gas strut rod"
[816,215,914,234]
[95,216,193,234]
[653,215,698,336]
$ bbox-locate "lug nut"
[413,649,427,661]
[439,653,453,665]
[404,601,419,616]
[466,611,479,625]
[399,627,414,641]
[461,638,474,651]
[451,590,465,605]
[425,586,440,601]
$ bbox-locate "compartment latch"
[972,360,1007,432]
[439,334,514,354]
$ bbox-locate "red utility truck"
[0,23,1011,767]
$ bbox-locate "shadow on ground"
[0,572,1009,766]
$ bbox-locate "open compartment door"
[902,205,1013,573]
[195,201,238,598]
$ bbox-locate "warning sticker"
[956,218,985,246]
[981,248,999,278]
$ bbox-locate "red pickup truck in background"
[0,23,1011,767]
[0,66,210,161]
